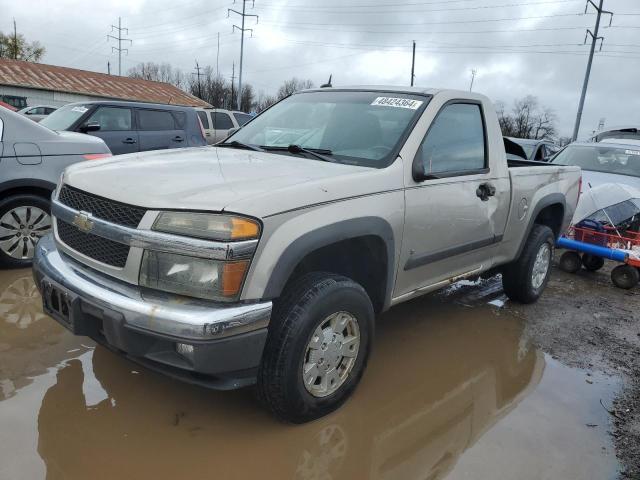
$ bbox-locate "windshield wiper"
[261,144,336,163]
[217,140,264,152]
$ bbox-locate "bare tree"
[127,62,185,88]
[497,96,557,140]
[0,31,45,62]
[276,78,314,100]
[255,91,277,112]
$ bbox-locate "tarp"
[573,182,640,225]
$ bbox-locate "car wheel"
[582,253,605,271]
[558,251,582,273]
[502,225,555,304]
[257,272,374,423]
[0,194,52,268]
[611,265,639,290]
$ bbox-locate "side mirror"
[80,122,101,133]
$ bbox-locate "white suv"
[195,108,253,144]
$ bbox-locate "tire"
[582,253,605,272]
[558,251,582,273]
[0,194,52,268]
[611,265,639,290]
[502,225,555,304]
[257,272,374,423]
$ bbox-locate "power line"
[107,17,132,76]
[229,0,259,111]
[572,0,614,141]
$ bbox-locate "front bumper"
[33,234,272,389]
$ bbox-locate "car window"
[417,103,486,175]
[233,112,252,126]
[553,145,640,178]
[213,112,234,130]
[197,111,210,129]
[87,107,132,131]
[44,107,56,114]
[138,109,177,131]
[534,145,545,161]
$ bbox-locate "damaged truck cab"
[33,87,581,423]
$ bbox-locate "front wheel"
[257,273,374,423]
[502,225,555,304]
[0,194,52,268]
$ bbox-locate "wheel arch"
[0,179,56,203]
[515,193,566,258]
[261,217,396,313]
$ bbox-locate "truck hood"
[63,146,394,217]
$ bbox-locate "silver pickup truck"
[32,87,581,423]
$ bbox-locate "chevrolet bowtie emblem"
[72,211,94,232]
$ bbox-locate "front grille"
[58,185,147,228]
[57,220,129,268]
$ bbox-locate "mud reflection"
[35,295,543,480]
[0,269,89,401]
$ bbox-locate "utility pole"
[107,61,111,75]
[13,18,18,59]
[229,0,259,110]
[193,60,205,98]
[571,0,613,141]
[216,33,220,79]
[410,41,416,86]
[107,17,132,76]
[230,62,236,109]
[469,69,477,91]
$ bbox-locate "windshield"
[226,90,429,167]
[40,104,90,131]
[552,144,640,178]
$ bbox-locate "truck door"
[395,101,506,299]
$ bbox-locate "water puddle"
[0,268,620,479]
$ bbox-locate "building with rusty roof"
[0,58,211,110]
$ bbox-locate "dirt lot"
[0,256,637,479]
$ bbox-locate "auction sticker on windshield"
[371,97,423,109]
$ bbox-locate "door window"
[87,107,132,131]
[138,109,176,130]
[233,112,253,126]
[212,112,234,130]
[197,111,210,129]
[416,103,486,175]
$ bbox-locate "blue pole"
[556,237,629,262]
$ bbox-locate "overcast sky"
[1,0,639,137]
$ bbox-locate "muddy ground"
[0,255,638,479]
[523,259,640,479]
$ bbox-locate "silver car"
[0,107,111,267]
[17,105,58,123]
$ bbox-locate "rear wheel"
[582,253,605,271]
[0,194,52,268]
[257,273,374,423]
[558,251,582,273]
[502,225,555,304]
[611,265,639,290]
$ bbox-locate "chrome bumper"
[32,234,272,341]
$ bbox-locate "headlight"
[153,212,260,241]
[139,251,249,301]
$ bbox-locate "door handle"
[173,136,184,142]
[122,138,137,144]
[476,182,496,201]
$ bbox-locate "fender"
[0,178,57,196]
[515,192,566,258]
[262,217,397,310]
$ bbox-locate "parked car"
[551,141,640,189]
[40,101,206,155]
[17,105,58,122]
[0,107,111,268]
[33,86,580,423]
[195,108,253,144]
[589,126,640,143]
[505,137,559,162]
